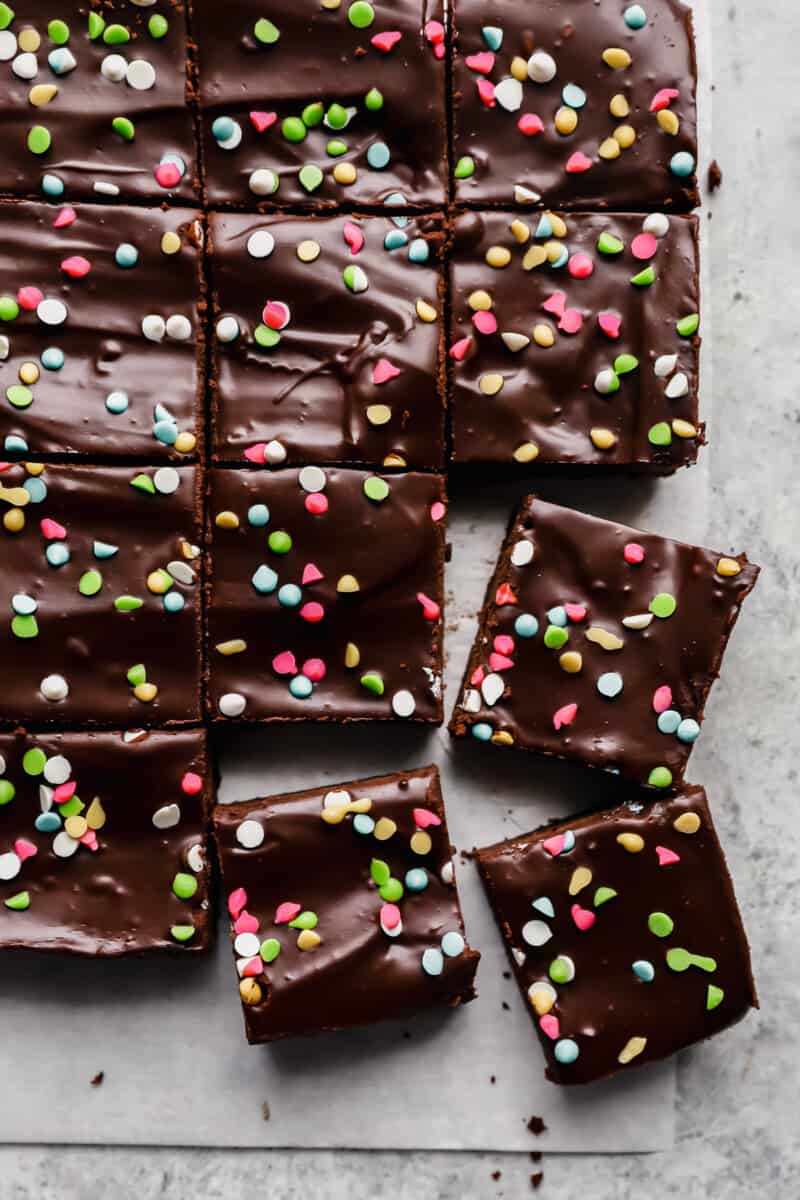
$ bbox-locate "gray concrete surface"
[2,2,797,1196]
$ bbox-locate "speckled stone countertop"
[3,2,797,1196]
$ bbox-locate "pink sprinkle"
[155,161,181,189]
[300,601,325,623]
[432,40,445,60]
[518,113,544,136]
[234,911,259,935]
[343,220,364,255]
[495,583,517,606]
[242,956,262,977]
[470,665,486,686]
[424,19,444,43]
[624,542,645,564]
[250,110,277,133]
[380,902,402,930]
[472,310,497,335]
[598,311,621,339]
[371,30,402,53]
[18,286,42,311]
[542,291,566,318]
[564,603,587,623]
[302,563,323,585]
[466,51,494,74]
[413,807,442,829]
[14,838,37,862]
[244,443,266,463]
[53,206,76,228]
[40,518,66,540]
[60,255,91,279]
[558,308,583,334]
[568,252,594,279]
[302,658,327,682]
[430,500,445,522]
[81,830,99,851]
[652,685,672,714]
[181,771,203,796]
[53,781,76,804]
[449,336,472,361]
[650,87,679,113]
[566,151,593,174]
[262,300,290,330]
[553,702,578,731]
[571,903,596,932]
[493,634,515,656]
[631,233,658,261]
[305,492,328,515]
[416,592,441,621]
[540,1014,560,1040]
[228,887,247,918]
[477,78,496,107]
[542,834,567,857]
[272,650,297,676]
[656,845,681,867]
[489,652,514,672]
[275,901,301,925]
[372,357,401,384]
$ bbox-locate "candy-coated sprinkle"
[707,985,725,1011]
[674,811,701,835]
[422,947,444,976]
[236,819,265,849]
[648,911,674,937]
[549,955,575,985]
[649,592,677,618]
[593,886,617,907]
[618,1036,647,1065]
[617,832,644,853]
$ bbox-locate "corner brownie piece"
[449,209,701,470]
[0,462,202,725]
[0,2,197,204]
[213,765,479,1043]
[0,727,212,954]
[193,0,447,208]
[207,467,445,723]
[0,201,204,459]
[476,787,756,1084]
[450,496,759,787]
[452,0,698,210]
[208,211,445,469]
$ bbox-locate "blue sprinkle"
[4,435,28,452]
[289,674,313,699]
[115,243,139,268]
[153,419,178,446]
[562,83,587,109]
[248,504,270,527]
[353,813,375,835]
[421,947,444,976]
[384,192,407,210]
[676,718,700,744]
[41,347,64,371]
[471,722,493,742]
[657,709,682,734]
[278,583,302,607]
[154,404,173,423]
[633,959,655,982]
[46,542,70,568]
[367,142,391,170]
[481,25,503,51]
[407,237,430,264]
[383,230,408,251]
[212,115,236,143]
[624,4,648,29]
[532,896,555,919]
[562,831,576,853]
[24,477,47,504]
[252,564,278,594]
[550,246,569,269]
[47,48,74,75]
[42,174,65,198]
[547,605,568,627]
[514,613,539,638]
[164,592,185,613]
[441,931,465,957]
[597,671,624,699]
[92,540,118,559]
[405,868,429,892]
[554,1038,580,1065]
[35,812,62,833]
[11,594,37,615]
[535,215,553,239]
[105,391,129,414]
[670,151,695,178]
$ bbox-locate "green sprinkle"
[0,295,19,321]
[11,614,38,639]
[114,595,144,612]
[363,477,389,503]
[127,664,147,687]
[706,984,724,1010]
[79,569,103,597]
[326,139,348,157]
[58,795,83,818]
[631,265,656,286]
[254,17,280,44]
[0,5,14,32]
[326,103,348,130]
[282,116,306,143]
[364,87,384,111]
[543,625,568,650]
[103,23,130,45]
[112,116,135,141]
[342,264,368,292]
[7,385,33,408]
[172,873,198,900]
[597,232,624,255]
[647,421,672,446]
[170,924,196,943]
[298,164,323,192]
[87,12,105,40]
[268,530,292,554]
[360,671,385,695]
[379,877,403,902]
[302,102,324,128]
[148,14,168,39]
[614,353,639,375]
[288,910,318,930]
[348,1,375,28]
[648,766,673,789]
[4,891,30,911]
[666,947,717,974]
[454,155,475,179]
[649,592,677,619]
[0,780,15,805]
[371,858,390,886]
[647,911,674,938]
[130,473,156,495]
[593,886,617,907]
[549,956,573,985]
[48,19,70,45]
[254,324,280,349]
[22,748,46,776]
[260,938,281,963]
[676,313,699,337]
[27,126,52,156]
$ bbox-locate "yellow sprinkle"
[618,1036,647,1065]
[161,231,181,255]
[555,106,578,135]
[174,431,197,454]
[569,866,593,896]
[64,815,88,839]
[548,213,568,238]
[544,240,564,264]
[215,510,239,529]
[337,574,360,593]
[530,985,555,1016]
[23,462,45,476]
[513,441,539,464]
[485,245,511,269]
[716,556,742,578]
[614,124,637,149]
[468,289,493,311]
[333,162,357,185]
[672,419,697,439]
[416,298,437,322]
[559,651,583,674]
[239,978,262,1005]
[373,817,397,841]
[19,362,38,384]
[134,683,158,703]
[297,929,321,951]
[86,798,106,831]
[585,626,624,652]
[510,219,531,243]
[491,730,514,745]
[321,0,341,9]
[29,84,58,107]
[673,811,702,835]
[590,427,618,450]
[603,47,632,69]
[297,239,321,263]
[320,805,348,825]
[18,27,41,52]
[3,508,25,532]
[216,639,247,656]
[609,93,630,118]
[657,109,680,135]
[382,453,406,467]
[344,642,360,668]
[366,404,392,426]
[479,373,504,396]
[147,570,171,595]
[350,797,372,814]
[532,323,555,348]
[180,539,200,560]
[598,137,622,160]
[0,485,30,507]
[522,245,548,270]
[616,832,644,853]
[510,55,528,81]
[410,831,432,856]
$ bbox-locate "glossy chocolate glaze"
[208,212,445,468]
[452,0,698,209]
[0,727,212,954]
[449,209,701,470]
[193,0,447,208]
[450,496,759,785]
[0,201,204,458]
[0,2,198,204]
[476,787,756,1084]
[0,463,202,725]
[206,467,445,723]
[213,765,479,1043]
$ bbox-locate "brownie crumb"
[262,1102,271,1122]
[708,159,722,191]
[491,1170,502,1182]
[531,1172,544,1190]
[527,1115,547,1137]
[490,1074,496,1085]
[90,1072,104,1088]
[530,1151,542,1163]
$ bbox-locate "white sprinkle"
[298,465,326,493]
[52,833,79,860]
[247,230,275,259]
[122,729,148,743]
[440,860,454,886]
[0,334,9,360]
[236,819,265,850]
[187,844,205,873]
[512,947,527,967]
[513,184,541,205]
[219,692,246,718]
[249,168,278,196]
[152,804,181,830]
[527,50,557,83]
[142,314,166,342]
[595,367,618,394]
[522,919,552,947]
[462,688,481,714]
[126,59,156,90]
[391,689,416,718]
[216,316,240,343]
[494,76,523,111]
[622,613,653,630]
[93,181,120,196]
[234,931,260,958]
[481,673,505,707]
[654,353,678,378]
[264,439,287,465]
[12,52,38,80]
[0,754,5,775]
[511,538,534,567]
[501,331,530,353]
[166,314,192,341]
[235,956,253,977]
[166,560,195,585]
[218,123,243,151]
[643,213,670,238]
[665,371,689,399]
[37,298,67,326]
[0,852,21,880]
[39,785,53,812]
[323,789,351,809]
[40,674,69,702]
[101,53,128,82]
[0,31,17,61]
[11,593,37,615]
[43,755,71,785]
[153,466,180,494]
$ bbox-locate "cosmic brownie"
[208,211,445,469]
[213,765,480,1043]
[451,0,698,210]
[0,727,212,954]
[449,209,701,470]
[450,496,759,787]
[207,467,445,723]
[0,1,197,204]
[0,462,202,726]
[0,200,204,459]
[476,786,756,1084]
[193,0,447,209]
